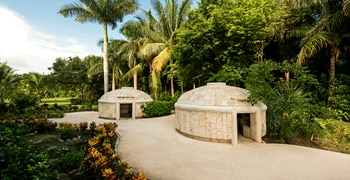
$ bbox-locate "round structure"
[174,82,267,145]
[98,87,153,120]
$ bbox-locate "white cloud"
[0,6,100,74]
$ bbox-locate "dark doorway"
[120,104,132,118]
[237,113,251,135]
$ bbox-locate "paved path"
[50,112,350,180]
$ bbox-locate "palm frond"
[122,63,143,80]
[152,47,170,73]
[287,28,309,39]
[58,3,95,23]
[138,43,167,60]
[298,31,336,64]
[344,0,350,16]
[312,10,344,32]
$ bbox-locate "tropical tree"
[295,0,350,104]
[172,0,285,88]
[120,38,148,90]
[27,73,44,103]
[50,56,89,99]
[120,15,157,91]
[58,0,138,94]
[108,39,130,90]
[129,0,192,99]
[0,62,17,104]
[84,55,104,99]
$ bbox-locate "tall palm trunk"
[329,47,339,82]
[171,77,174,96]
[112,66,116,91]
[133,59,137,89]
[328,46,340,105]
[170,59,174,96]
[103,24,109,94]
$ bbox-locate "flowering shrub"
[79,122,89,132]
[25,119,58,134]
[82,123,146,180]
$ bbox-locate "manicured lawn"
[41,97,72,105]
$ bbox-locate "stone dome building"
[98,87,153,120]
[174,82,267,145]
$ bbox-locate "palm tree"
[58,0,138,94]
[108,39,130,90]
[295,0,350,103]
[120,19,154,90]
[120,38,146,90]
[28,73,44,103]
[136,0,192,99]
[0,62,17,104]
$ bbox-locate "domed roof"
[176,83,251,106]
[98,87,153,102]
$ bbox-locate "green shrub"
[0,121,58,179]
[317,118,350,143]
[60,126,78,141]
[9,92,37,113]
[55,150,84,173]
[71,98,84,105]
[142,101,173,118]
[25,119,58,134]
[245,60,321,140]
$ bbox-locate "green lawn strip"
[41,97,72,105]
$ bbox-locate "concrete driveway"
[50,112,350,180]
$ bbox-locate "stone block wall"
[98,103,116,119]
[135,103,145,118]
[175,109,233,142]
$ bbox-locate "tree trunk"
[133,73,137,90]
[285,72,290,86]
[327,47,340,105]
[103,24,109,94]
[329,47,339,82]
[133,59,137,89]
[171,77,174,97]
[112,67,115,91]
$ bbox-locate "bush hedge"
[142,101,173,118]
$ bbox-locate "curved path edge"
[50,112,350,180]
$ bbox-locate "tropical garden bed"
[0,119,145,180]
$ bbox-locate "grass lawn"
[41,97,72,106]
[264,120,350,154]
[288,120,350,154]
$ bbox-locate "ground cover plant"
[0,119,146,180]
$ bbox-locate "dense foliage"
[141,91,180,117]
[245,60,321,140]
[0,120,146,179]
[1,0,350,145]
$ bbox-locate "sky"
[0,0,151,74]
